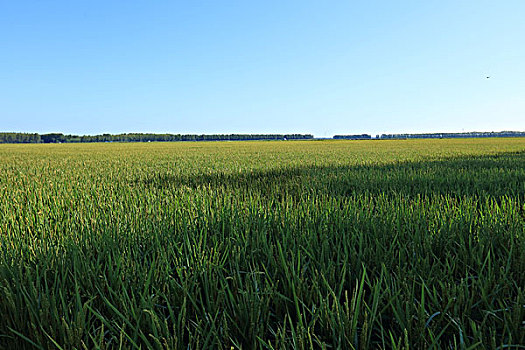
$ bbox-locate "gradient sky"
[1,1,524,137]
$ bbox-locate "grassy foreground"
[0,139,524,349]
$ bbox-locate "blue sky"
[1,1,524,137]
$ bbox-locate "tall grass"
[0,139,524,349]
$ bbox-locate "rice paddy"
[0,138,524,349]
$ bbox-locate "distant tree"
[0,132,41,143]
[41,133,66,143]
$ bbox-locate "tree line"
[378,131,525,139]
[333,131,525,140]
[333,134,372,140]
[0,133,42,143]
[0,132,314,144]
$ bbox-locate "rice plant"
[0,138,524,349]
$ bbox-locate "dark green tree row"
[333,134,372,140]
[0,133,42,143]
[0,132,314,143]
[379,131,525,139]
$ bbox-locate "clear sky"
[1,1,524,137]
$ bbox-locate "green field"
[1,139,524,349]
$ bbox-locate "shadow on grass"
[142,151,525,199]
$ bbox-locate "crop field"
[0,138,524,349]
